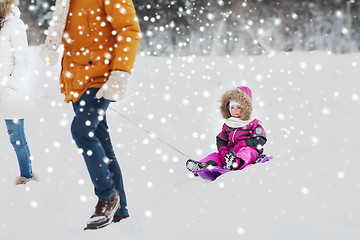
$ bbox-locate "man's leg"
[71,90,116,201]
[95,116,129,217]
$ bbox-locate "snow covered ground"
[1,47,359,240]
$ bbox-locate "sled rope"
[109,107,191,159]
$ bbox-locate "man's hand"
[95,71,130,101]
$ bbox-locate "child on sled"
[186,86,267,172]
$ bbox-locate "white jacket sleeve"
[9,18,29,87]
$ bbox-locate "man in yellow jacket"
[40,0,140,230]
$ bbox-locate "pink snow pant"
[199,147,259,170]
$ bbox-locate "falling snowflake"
[301,187,309,195]
[80,195,88,202]
[311,136,319,146]
[337,171,345,179]
[30,201,38,208]
[237,227,245,235]
[144,210,153,218]
[277,113,285,120]
[322,108,330,116]
[53,141,61,149]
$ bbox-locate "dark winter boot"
[224,151,244,170]
[186,159,208,173]
[84,193,120,230]
[113,214,129,223]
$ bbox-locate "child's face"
[230,105,242,118]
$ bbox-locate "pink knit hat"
[237,86,252,101]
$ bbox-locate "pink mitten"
[218,146,229,160]
[233,140,247,152]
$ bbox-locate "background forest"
[20,0,360,56]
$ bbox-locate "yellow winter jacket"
[61,0,140,103]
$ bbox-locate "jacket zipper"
[232,129,237,144]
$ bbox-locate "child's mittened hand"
[218,146,229,159]
[95,71,130,101]
[233,140,247,152]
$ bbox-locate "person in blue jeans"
[5,119,36,184]
[0,0,37,185]
[71,88,129,227]
[40,0,140,229]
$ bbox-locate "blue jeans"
[5,119,33,178]
[71,88,128,216]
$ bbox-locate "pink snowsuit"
[199,119,267,170]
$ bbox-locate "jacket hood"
[220,86,253,120]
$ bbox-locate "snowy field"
[0,47,359,240]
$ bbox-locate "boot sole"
[186,159,207,173]
[112,214,129,223]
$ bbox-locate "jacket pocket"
[72,63,109,91]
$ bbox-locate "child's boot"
[224,151,244,170]
[186,159,208,173]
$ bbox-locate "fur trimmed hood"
[220,86,253,120]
